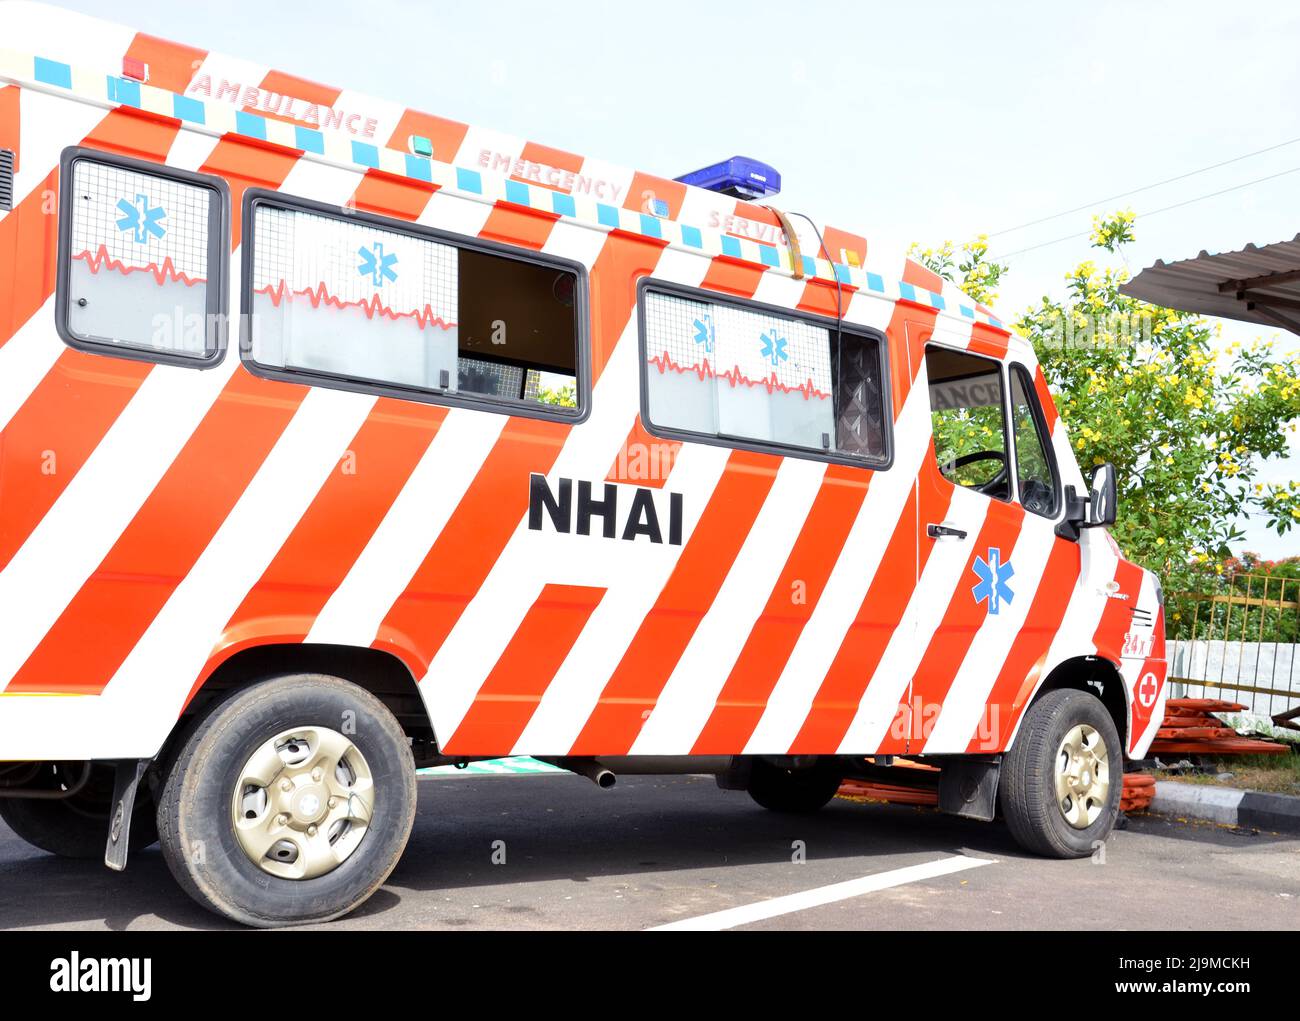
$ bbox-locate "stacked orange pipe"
[1151,698,1288,756]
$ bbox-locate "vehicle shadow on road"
[4,774,1272,930]
[0,844,229,930]
[0,775,1004,929]
[363,775,1026,913]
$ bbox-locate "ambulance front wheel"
[747,759,842,813]
[156,674,417,928]
[999,689,1122,858]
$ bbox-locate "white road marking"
[647,854,995,931]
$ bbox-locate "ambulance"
[0,2,1168,926]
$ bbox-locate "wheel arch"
[1009,655,1128,756]
[173,643,436,756]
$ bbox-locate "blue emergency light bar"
[674,156,781,200]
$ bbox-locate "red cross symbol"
[1138,672,1159,709]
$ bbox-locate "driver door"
[906,344,1065,753]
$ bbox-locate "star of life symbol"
[1137,671,1159,708]
[972,546,1015,615]
[358,242,398,286]
[115,194,167,244]
[759,329,788,368]
[692,314,715,354]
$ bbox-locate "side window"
[245,197,583,415]
[58,150,227,366]
[1010,365,1060,517]
[925,345,1011,500]
[641,288,887,463]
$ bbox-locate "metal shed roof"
[1120,234,1300,334]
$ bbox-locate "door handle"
[927,522,968,540]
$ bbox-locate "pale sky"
[51,0,1300,557]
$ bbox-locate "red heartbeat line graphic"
[648,351,831,400]
[73,246,207,287]
[254,280,458,331]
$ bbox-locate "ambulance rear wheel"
[157,674,417,928]
[999,689,1121,858]
[747,759,842,814]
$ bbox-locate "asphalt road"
[1,774,1297,930]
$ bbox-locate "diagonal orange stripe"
[784,477,936,755]
[568,449,777,756]
[691,465,869,753]
[375,415,570,675]
[212,401,448,659]
[901,504,1026,750]
[123,33,207,95]
[965,539,1081,753]
[443,584,607,755]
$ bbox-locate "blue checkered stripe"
[418,757,564,777]
[8,50,1003,331]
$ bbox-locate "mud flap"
[938,757,1001,822]
[104,759,148,871]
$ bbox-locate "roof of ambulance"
[2,0,1027,355]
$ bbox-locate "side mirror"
[1085,462,1117,527]
[1055,463,1117,540]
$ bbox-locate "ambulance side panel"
[0,14,1168,766]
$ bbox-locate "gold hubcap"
[231,726,375,880]
[1054,723,1110,829]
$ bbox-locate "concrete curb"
[1148,780,1300,834]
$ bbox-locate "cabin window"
[640,286,888,464]
[244,196,584,417]
[925,345,1012,501]
[1009,365,1061,517]
[57,149,228,366]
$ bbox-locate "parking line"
[647,855,995,931]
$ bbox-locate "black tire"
[156,674,417,928]
[0,764,157,859]
[747,759,842,814]
[999,688,1122,858]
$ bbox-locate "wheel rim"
[231,726,375,880]
[1054,723,1110,829]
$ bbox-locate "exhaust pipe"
[538,755,738,788]
[592,756,732,776]
[541,757,617,789]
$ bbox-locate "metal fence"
[1166,571,1300,724]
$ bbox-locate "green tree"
[915,213,1300,590]
[909,234,1005,306]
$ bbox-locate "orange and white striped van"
[0,1,1168,925]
